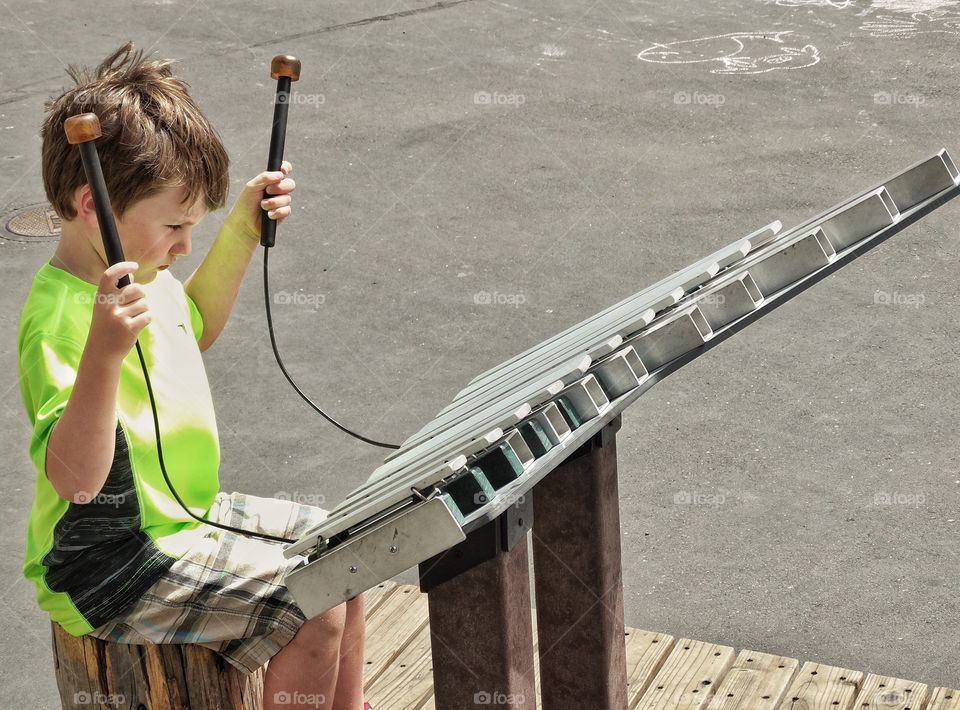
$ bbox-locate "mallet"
[261,54,301,248]
[63,113,129,286]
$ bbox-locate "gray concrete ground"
[2,0,959,706]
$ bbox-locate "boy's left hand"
[226,160,296,241]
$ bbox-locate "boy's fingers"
[101,262,138,290]
[246,170,285,190]
[128,313,152,332]
[122,301,150,319]
[261,194,292,210]
[117,284,146,305]
[267,206,292,221]
[264,178,296,195]
[246,163,294,191]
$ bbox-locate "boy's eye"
[166,225,182,231]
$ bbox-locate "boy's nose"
[171,231,192,257]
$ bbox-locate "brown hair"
[41,42,229,219]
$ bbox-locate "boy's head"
[41,43,230,282]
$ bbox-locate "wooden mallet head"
[64,113,102,145]
[271,55,301,82]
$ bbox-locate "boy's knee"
[298,602,348,645]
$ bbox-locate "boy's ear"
[72,184,99,229]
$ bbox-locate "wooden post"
[420,500,537,710]
[531,415,628,710]
[51,620,264,709]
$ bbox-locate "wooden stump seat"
[51,621,264,709]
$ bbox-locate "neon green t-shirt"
[18,262,221,635]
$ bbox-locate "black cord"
[135,341,298,545]
[136,246,400,546]
[261,246,401,450]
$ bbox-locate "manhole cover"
[2,203,61,242]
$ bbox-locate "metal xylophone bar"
[408,179,897,431]
[456,146,942,389]
[344,188,912,490]
[284,151,959,610]
[421,166,927,428]
[446,187,896,399]
[392,188,897,453]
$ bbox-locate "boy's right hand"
[89,262,151,361]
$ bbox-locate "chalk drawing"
[774,0,852,8]
[637,32,820,75]
[861,10,960,35]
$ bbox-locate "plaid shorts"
[87,491,328,675]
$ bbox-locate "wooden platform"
[360,581,958,710]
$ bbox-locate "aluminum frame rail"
[283,151,959,618]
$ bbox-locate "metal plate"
[284,497,465,614]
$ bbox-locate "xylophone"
[281,150,960,708]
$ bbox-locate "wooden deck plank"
[632,638,736,709]
[362,581,398,619]
[357,585,951,710]
[366,623,435,710]
[626,629,676,707]
[776,662,863,710]
[851,673,927,710]
[928,687,960,709]
[705,649,799,710]
[363,584,430,688]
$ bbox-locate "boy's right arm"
[45,262,151,504]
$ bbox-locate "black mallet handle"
[64,113,130,287]
[261,54,301,248]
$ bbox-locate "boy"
[18,43,369,710]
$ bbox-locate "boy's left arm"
[184,161,295,352]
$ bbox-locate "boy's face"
[104,185,207,284]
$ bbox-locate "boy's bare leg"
[263,603,347,710]
[331,593,366,710]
